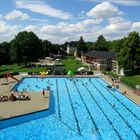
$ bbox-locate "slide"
[4,73,20,82]
[10,75,20,82]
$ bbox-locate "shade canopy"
[77,67,88,72]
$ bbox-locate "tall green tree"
[118,31,140,70]
[86,41,96,51]
[42,40,53,58]
[95,35,108,51]
[109,38,126,53]
[10,31,41,66]
[0,42,11,65]
[77,36,87,57]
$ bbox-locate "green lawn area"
[122,75,140,89]
[61,58,87,71]
[0,64,47,76]
[0,58,86,76]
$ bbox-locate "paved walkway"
[0,76,50,119]
[100,75,140,106]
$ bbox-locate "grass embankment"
[0,58,86,77]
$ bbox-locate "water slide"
[10,75,20,82]
[4,73,20,82]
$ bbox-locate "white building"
[66,44,76,55]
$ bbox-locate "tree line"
[0,31,140,71]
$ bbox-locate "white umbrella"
[77,67,88,72]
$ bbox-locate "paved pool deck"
[0,75,140,119]
[0,76,50,119]
[100,75,140,106]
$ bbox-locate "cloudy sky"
[0,0,140,43]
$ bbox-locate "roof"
[82,50,116,59]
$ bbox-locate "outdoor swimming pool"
[0,77,140,140]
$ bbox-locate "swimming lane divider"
[64,80,81,136]
[56,79,61,120]
[90,80,140,140]
[80,80,122,140]
[73,82,101,138]
[96,79,140,123]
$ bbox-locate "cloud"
[0,20,22,42]
[83,0,140,6]
[130,22,140,33]
[15,0,72,20]
[40,18,102,43]
[108,17,125,24]
[0,15,2,19]
[22,25,39,32]
[131,22,140,29]
[99,19,132,40]
[41,19,102,34]
[87,1,123,18]
[0,15,140,44]
[4,10,30,20]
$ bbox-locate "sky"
[0,0,140,44]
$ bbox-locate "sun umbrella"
[40,71,47,76]
[77,67,88,72]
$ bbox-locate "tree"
[0,42,11,65]
[86,42,96,51]
[63,41,69,51]
[77,36,87,57]
[109,38,126,53]
[117,31,140,70]
[42,40,53,58]
[94,35,108,51]
[10,31,41,66]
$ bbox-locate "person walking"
[42,88,45,96]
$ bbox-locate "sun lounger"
[16,94,30,101]
[0,95,9,102]
[133,90,140,95]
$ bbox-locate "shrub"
[123,69,133,76]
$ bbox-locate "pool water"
[0,77,140,140]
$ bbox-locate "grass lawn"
[0,64,48,76]
[61,58,87,71]
[0,58,87,76]
[122,75,140,89]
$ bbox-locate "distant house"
[66,44,77,55]
[81,50,119,73]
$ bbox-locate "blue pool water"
[0,77,140,140]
